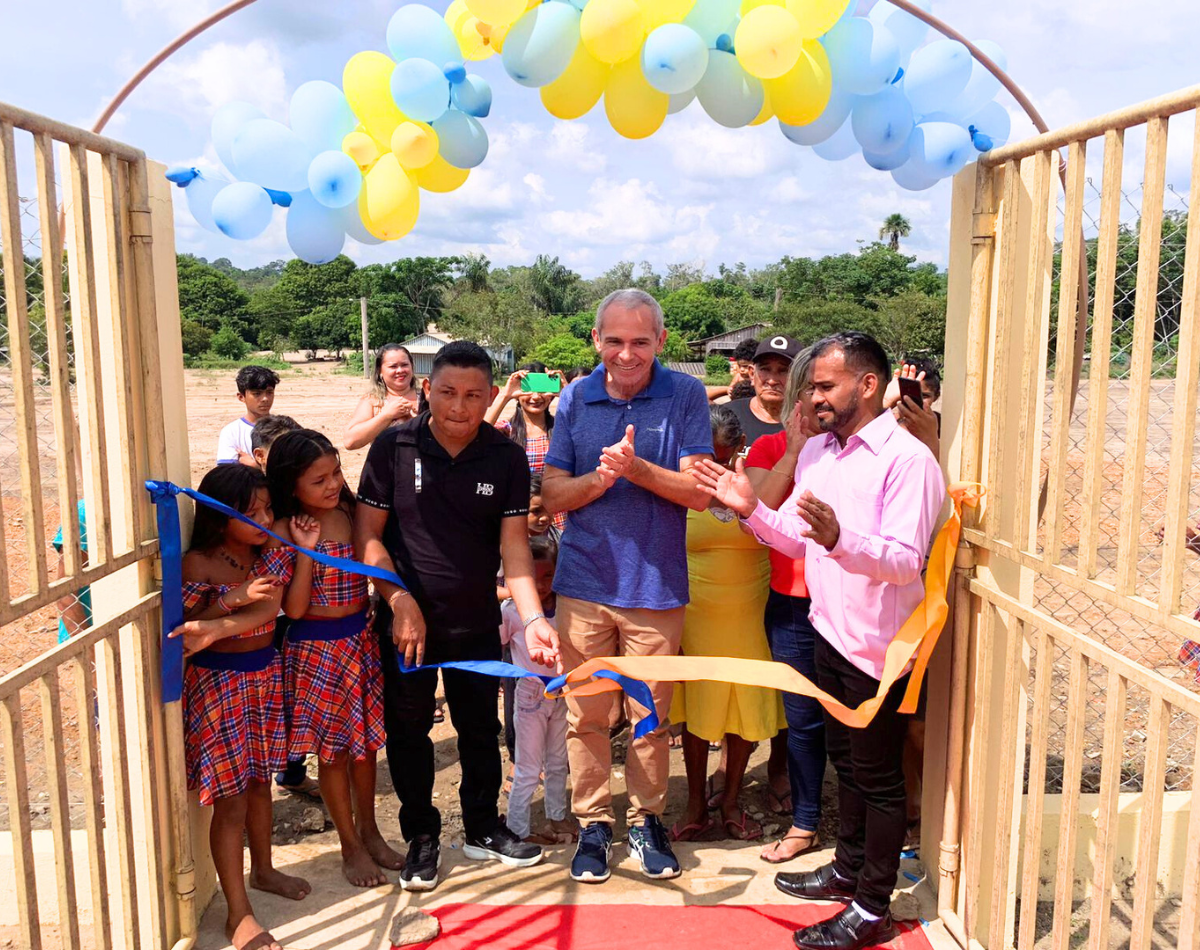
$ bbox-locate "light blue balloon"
[683,0,739,45]
[287,191,346,264]
[822,17,900,97]
[668,89,697,115]
[695,50,763,129]
[907,121,974,179]
[851,86,913,155]
[779,87,853,145]
[290,81,357,154]
[868,0,931,55]
[812,118,859,161]
[211,101,264,178]
[231,118,314,192]
[338,203,383,246]
[211,182,273,240]
[502,2,581,88]
[184,171,229,234]
[963,100,1011,150]
[892,158,941,191]
[904,40,973,116]
[451,74,493,118]
[565,0,588,9]
[391,58,451,122]
[307,150,362,209]
[433,110,489,169]
[862,139,910,171]
[387,5,461,67]
[942,40,1006,120]
[642,24,708,96]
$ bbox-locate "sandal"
[723,810,764,841]
[277,776,322,803]
[760,830,819,864]
[767,788,792,816]
[670,816,715,841]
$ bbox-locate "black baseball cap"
[752,335,802,363]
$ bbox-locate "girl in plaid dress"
[174,464,310,950]
[265,429,402,888]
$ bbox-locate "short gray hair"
[594,288,664,337]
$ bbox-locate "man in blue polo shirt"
[539,288,714,884]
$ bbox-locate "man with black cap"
[727,335,803,446]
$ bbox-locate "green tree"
[528,255,584,314]
[455,252,491,293]
[771,300,882,347]
[247,255,358,347]
[209,323,249,360]
[180,319,214,357]
[872,290,947,361]
[528,333,597,369]
[879,214,912,251]
[177,254,251,337]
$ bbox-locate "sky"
[1,0,1198,278]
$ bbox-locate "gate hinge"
[971,211,996,242]
[954,540,978,571]
[129,209,153,238]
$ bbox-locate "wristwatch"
[522,611,546,629]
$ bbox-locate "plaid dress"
[497,421,566,530]
[181,563,286,805]
[267,543,387,761]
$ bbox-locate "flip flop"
[723,810,764,841]
[670,816,716,841]
[278,776,322,803]
[760,830,819,864]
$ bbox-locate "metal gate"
[932,87,1200,950]
[0,102,195,950]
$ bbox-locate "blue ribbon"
[144,480,660,738]
[397,658,660,740]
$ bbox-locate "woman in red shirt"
[744,349,826,864]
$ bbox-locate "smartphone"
[521,372,562,394]
[898,376,923,408]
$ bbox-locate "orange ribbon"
[552,483,982,729]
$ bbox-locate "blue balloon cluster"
[781,1,1010,191]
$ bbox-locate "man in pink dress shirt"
[693,331,946,950]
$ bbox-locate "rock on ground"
[390,909,441,947]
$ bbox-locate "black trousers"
[815,635,911,916]
[377,617,503,842]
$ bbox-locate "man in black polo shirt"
[355,341,561,892]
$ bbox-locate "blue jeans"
[764,590,826,833]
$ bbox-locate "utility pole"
[360,296,370,378]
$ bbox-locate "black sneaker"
[464,819,544,868]
[570,822,613,883]
[628,815,681,880]
[399,835,440,892]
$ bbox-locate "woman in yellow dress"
[670,406,785,841]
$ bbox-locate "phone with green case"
[521,372,561,394]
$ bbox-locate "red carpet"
[403,903,933,950]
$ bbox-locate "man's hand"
[391,592,428,668]
[598,424,636,482]
[237,450,258,467]
[525,617,563,673]
[796,490,840,550]
[691,457,759,518]
[167,619,220,657]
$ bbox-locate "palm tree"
[456,252,491,293]
[880,214,912,251]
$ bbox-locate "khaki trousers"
[557,595,685,827]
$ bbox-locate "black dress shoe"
[774,863,857,903]
[792,904,896,950]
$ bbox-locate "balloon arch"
[166,0,1013,264]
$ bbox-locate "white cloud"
[771,176,811,203]
[666,113,792,180]
[141,39,289,119]
[523,172,548,201]
[547,123,607,173]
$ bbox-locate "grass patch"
[183,354,290,371]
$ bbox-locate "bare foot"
[226,912,283,950]
[549,817,579,842]
[249,867,311,901]
[342,847,388,888]
[360,828,405,871]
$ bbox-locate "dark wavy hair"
[189,464,269,554]
[265,428,356,520]
[507,361,555,452]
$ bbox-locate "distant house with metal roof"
[399,328,514,377]
[688,323,769,358]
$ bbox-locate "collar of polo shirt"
[581,358,675,405]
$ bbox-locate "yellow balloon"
[541,43,611,120]
[749,96,775,126]
[344,52,407,145]
[635,0,695,30]
[739,0,784,12]
[343,130,382,168]
[454,14,495,60]
[489,20,513,52]
[392,121,440,170]
[580,0,646,65]
[785,0,851,38]
[764,38,832,125]
[445,0,471,30]
[604,56,669,139]
[466,0,526,25]
[362,154,420,241]
[415,153,471,193]
[735,5,803,79]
